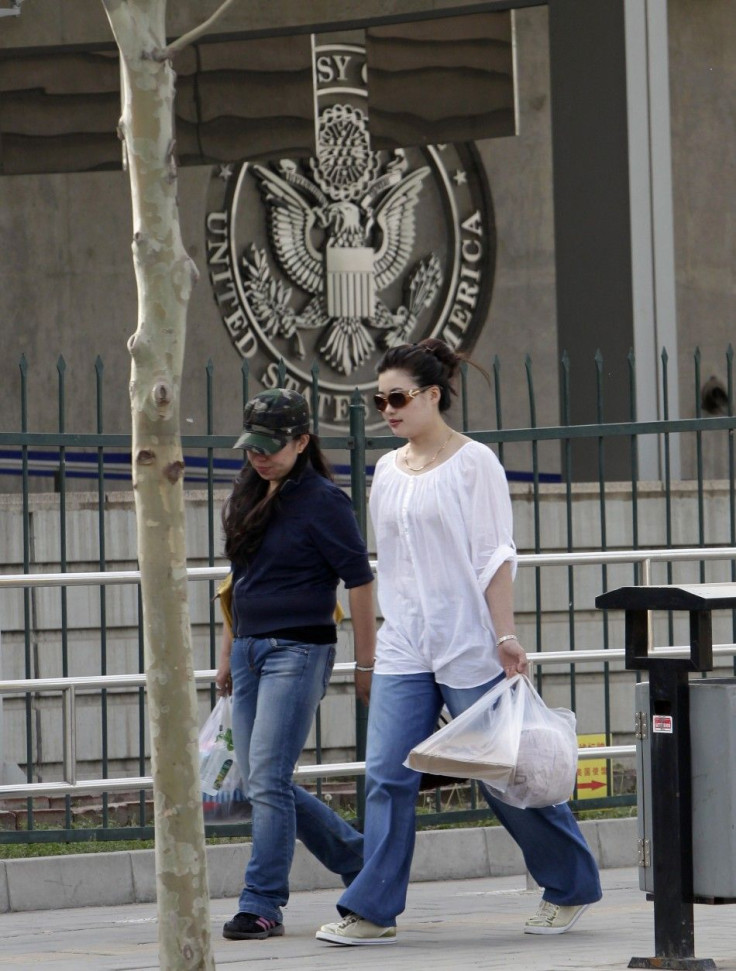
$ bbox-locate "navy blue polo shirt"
[230,466,373,638]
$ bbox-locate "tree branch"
[155,0,239,60]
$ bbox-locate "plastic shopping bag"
[199,695,239,796]
[487,676,578,809]
[199,696,250,821]
[405,675,578,808]
[404,675,525,792]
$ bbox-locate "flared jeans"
[337,671,603,927]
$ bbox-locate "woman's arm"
[348,581,376,706]
[216,626,233,696]
[485,560,528,677]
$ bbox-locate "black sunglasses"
[373,386,432,412]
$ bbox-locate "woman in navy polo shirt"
[216,389,376,942]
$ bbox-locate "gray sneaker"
[316,913,397,945]
[524,900,590,935]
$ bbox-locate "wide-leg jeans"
[337,671,603,927]
[230,636,364,923]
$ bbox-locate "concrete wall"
[668,0,736,476]
[1,480,734,782]
[0,6,557,462]
[669,0,736,383]
[1,5,733,481]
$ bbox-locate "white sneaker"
[524,900,590,935]
[316,913,397,945]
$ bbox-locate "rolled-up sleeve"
[461,445,517,591]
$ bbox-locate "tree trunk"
[101,2,214,968]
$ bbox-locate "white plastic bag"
[487,676,578,809]
[405,675,578,808]
[199,696,240,796]
[404,675,525,792]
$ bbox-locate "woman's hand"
[354,668,372,707]
[349,581,376,707]
[499,637,528,678]
[485,562,528,677]
[215,655,232,696]
[216,629,233,696]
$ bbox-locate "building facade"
[0,0,734,482]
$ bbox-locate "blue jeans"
[230,636,364,922]
[338,672,602,927]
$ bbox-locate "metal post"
[349,389,368,826]
[631,664,696,965]
[597,585,719,970]
[62,686,77,786]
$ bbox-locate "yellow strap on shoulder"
[216,574,233,634]
[217,572,345,629]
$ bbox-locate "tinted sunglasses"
[373,386,432,412]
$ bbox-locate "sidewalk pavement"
[0,819,733,969]
[0,867,734,970]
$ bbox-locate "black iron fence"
[0,345,735,843]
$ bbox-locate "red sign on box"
[652,715,673,734]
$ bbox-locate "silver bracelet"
[355,662,375,672]
[496,634,518,647]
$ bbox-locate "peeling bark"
[101,1,215,968]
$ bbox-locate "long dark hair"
[222,435,332,565]
[377,338,463,412]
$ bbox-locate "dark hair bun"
[415,338,461,378]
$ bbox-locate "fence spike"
[492,356,502,421]
[310,361,320,436]
[241,359,249,406]
[660,346,669,421]
[525,355,537,427]
[560,352,570,425]
[95,356,104,434]
[595,351,604,422]
[628,348,637,421]
[460,361,469,431]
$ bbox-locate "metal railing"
[1,547,735,806]
[1,345,736,840]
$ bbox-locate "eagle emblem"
[241,105,442,375]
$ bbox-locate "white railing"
[1,546,735,800]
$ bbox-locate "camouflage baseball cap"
[233,389,310,454]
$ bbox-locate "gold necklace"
[404,431,454,473]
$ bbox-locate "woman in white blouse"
[317,339,601,947]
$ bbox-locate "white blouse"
[369,439,517,688]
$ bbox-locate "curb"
[0,817,637,913]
